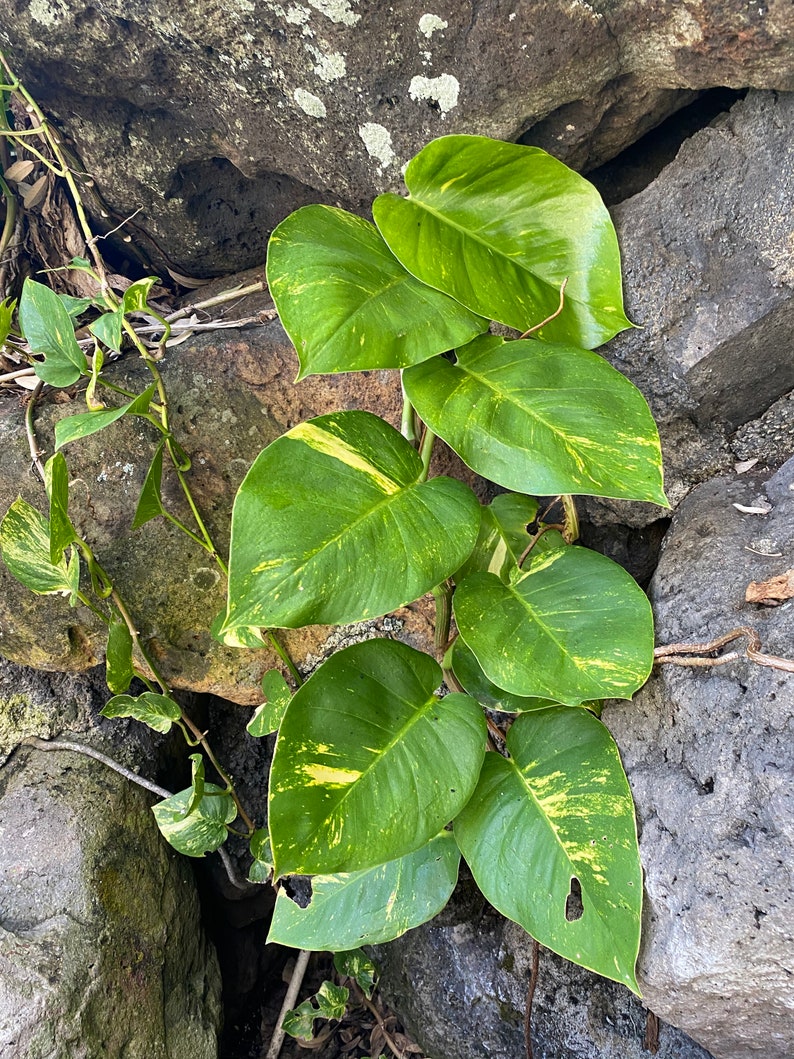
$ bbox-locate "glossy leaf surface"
[334,950,377,998]
[55,383,157,450]
[102,691,182,733]
[373,136,631,347]
[247,670,292,736]
[454,543,653,705]
[269,831,460,951]
[455,492,538,583]
[131,442,166,530]
[404,336,667,504]
[105,620,134,695]
[455,708,642,991]
[222,410,480,632]
[248,829,274,882]
[19,278,87,386]
[89,306,123,352]
[450,637,555,713]
[0,498,79,596]
[267,205,487,378]
[269,639,485,876]
[44,453,76,563]
[152,782,236,857]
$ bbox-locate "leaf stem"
[433,580,453,654]
[400,376,418,442]
[266,631,303,687]
[418,425,436,482]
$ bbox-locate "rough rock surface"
[0,741,222,1058]
[2,2,794,273]
[592,89,794,526]
[603,456,794,1058]
[376,875,715,1059]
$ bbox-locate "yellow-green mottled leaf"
[89,306,123,353]
[269,832,460,950]
[0,497,79,596]
[454,708,642,991]
[102,691,181,733]
[450,637,557,713]
[455,493,539,583]
[19,279,88,387]
[267,205,488,379]
[404,336,667,505]
[248,828,273,882]
[247,670,292,736]
[44,452,77,564]
[333,950,377,998]
[152,782,236,857]
[269,639,485,876]
[105,620,134,695]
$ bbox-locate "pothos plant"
[0,129,666,998]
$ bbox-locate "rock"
[602,456,794,1058]
[590,90,794,527]
[376,875,715,1059]
[2,3,793,274]
[0,742,222,1058]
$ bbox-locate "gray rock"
[603,456,794,1057]
[0,743,222,1059]
[2,3,793,274]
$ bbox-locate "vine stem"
[24,379,46,479]
[400,377,418,442]
[267,631,303,686]
[654,626,794,673]
[418,425,436,482]
[352,983,406,1059]
[265,948,312,1059]
[433,581,453,654]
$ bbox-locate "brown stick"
[519,278,569,339]
[654,626,794,674]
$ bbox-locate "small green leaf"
[89,306,124,352]
[247,670,292,736]
[55,382,157,449]
[152,782,237,857]
[455,493,539,583]
[102,690,182,733]
[374,135,631,347]
[131,442,166,530]
[269,639,485,877]
[44,452,77,564]
[0,497,78,595]
[123,276,159,314]
[267,205,488,379]
[333,949,377,998]
[19,278,88,386]
[210,610,267,648]
[57,294,93,318]
[248,828,273,882]
[185,753,206,816]
[282,1001,319,1041]
[454,544,654,705]
[450,637,556,713]
[0,296,16,345]
[268,832,460,950]
[105,620,134,695]
[315,981,349,1020]
[454,708,642,991]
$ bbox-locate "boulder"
[1,3,793,274]
[603,456,794,1057]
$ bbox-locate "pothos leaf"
[0,497,79,596]
[131,442,166,530]
[105,620,134,695]
[19,278,88,386]
[152,782,237,857]
[101,690,182,734]
[247,670,292,736]
[54,383,157,449]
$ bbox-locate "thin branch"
[22,735,172,797]
[24,379,46,480]
[265,948,312,1059]
[354,984,406,1059]
[654,626,794,674]
[519,278,569,339]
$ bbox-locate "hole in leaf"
[565,876,584,922]
[284,875,313,909]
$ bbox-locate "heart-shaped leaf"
[248,828,274,882]
[19,278,88,386]
[449,637,556,713]
[267,205,488,379]
[333,950,377,998]
[221,410,480,632]
[455,493,539,583]
[0,497,79,596]
[373,136,631,347]
[454,708,642,991]
[454,543,653,705]
[152,782,236,857]
[269,638,486,876]
[102,690,182,733]
[89,306,124,352]
[131,442,166,530]
[247,670,292,736]
[268,831,460,950]
[404,336,667,504]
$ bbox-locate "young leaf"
[105,620,134,695]
[453,544,654,705]
[85,344,105,410]
[210,610,267,649]
[454,708,642,992]
[19,278,88,386]
[89,306,124,353]
[131,442,166,530]
[449,637,556,713]
[269,638,486,877]
[248,828,274,882]
[0,497,79,595]
[373,136,632,348]
[282,1001,319,1042]
[221,410,480,633]
[44,452,77,563]
[455,493,539,583]
[122,276,159,313]
[54,382,157,449]
[315,981,349,1020]
[102,690,182,733]
[0,296,16,345]
[247,670,292,736]
[185,752,206,816]
[268,831,460,951]
[267,205,488,379]
[333,949,378,998]
[152,782,237,857]
[58,294,93,318]
[404,336,668,505]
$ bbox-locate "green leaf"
[404,336,667,504]
[131,442,166,530]
[453,543,654,705]
[266,205,488,379]
[55,382,157,449]
[122,276,159,314]
[248,828,273,882]
[19,278,88,386]
[0,497,79,595]
[247,670,292,736]
[221,410,480,632]
[0,296,16,344]
[57,294,93,318]
[86,345,105,410]
[89,306,124,352]
[268,831,460,950]
[282,1001,319,1041]
[102,691,182,734]
[210,611,267,649]
[333,949,377,998]
[44,452,77,564]
[450,637,556,713]
[152,782,237,857]
[185,753,206,816]
[269,638,486,876]
[373,135,631,348]
[315,981,349,1020]
[105,620,134,695]
[455,493,538,583]
[454,708,642,991]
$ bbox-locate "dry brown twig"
[654,626,794,674]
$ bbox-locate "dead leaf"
[4,159,35,182]
[20,173,49,210]
[735,458,759,474]
[167,266,211,288]
[745,569,794,605]
[733,501,772,515]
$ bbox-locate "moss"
[497,1000,523,1027]
[0,693,53,761]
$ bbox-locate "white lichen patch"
[308,47,347,81]
[418,13,448,37]
[285,3,311,22]
[358,123,396,170]
[293,88,327,117]
[28,0,67,27]
[308,0,360,25]
[409,73,460,114]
